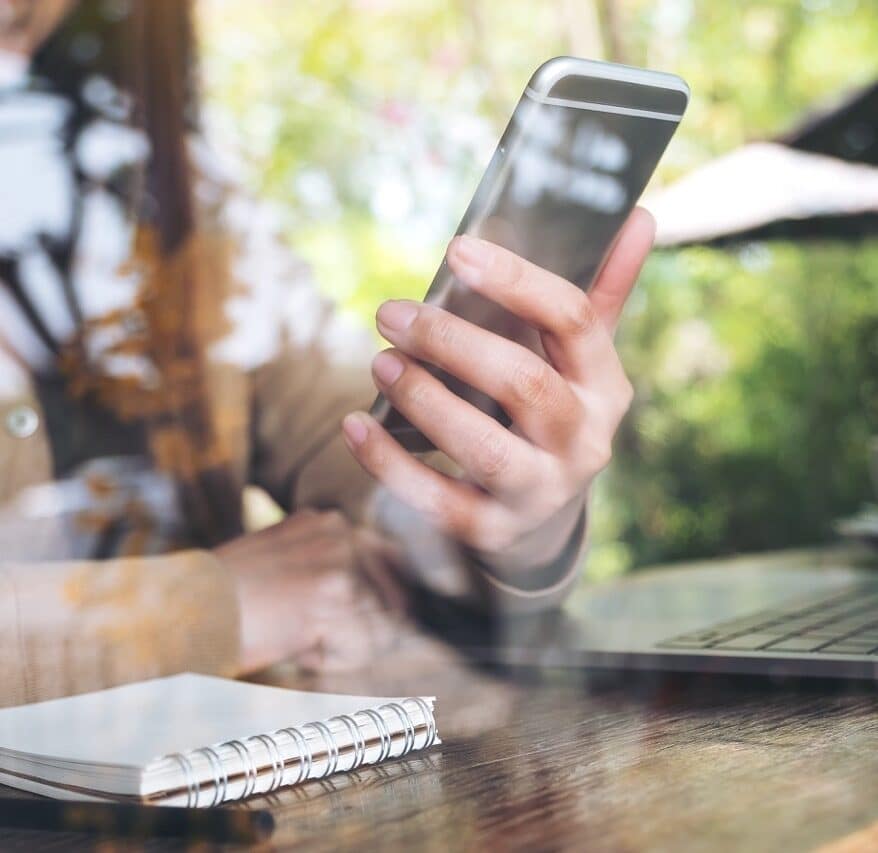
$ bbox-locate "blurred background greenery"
[199,0,878,580]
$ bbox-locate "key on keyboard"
[657,586,878,656]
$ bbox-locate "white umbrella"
[644,141,878,247]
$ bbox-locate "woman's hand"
[216,510,409,673]
[341,207,655,576]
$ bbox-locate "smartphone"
[371,57,689,452]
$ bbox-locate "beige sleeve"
[0,550,240,709]
[478,525,587,613]
[370,487,588,616]
[249,340,376,522]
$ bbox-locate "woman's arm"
[0,550,239,708]
[0,509,408,706]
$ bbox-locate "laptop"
[492,547,878,680]
[394,487,878,681]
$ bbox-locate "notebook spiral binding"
[164,697,437,807]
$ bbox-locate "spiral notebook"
[0,673,438,807]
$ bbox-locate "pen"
[0,797,275,843]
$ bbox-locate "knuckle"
[419,483,455,525]
[360,434,389,471]
[424,312,460,355]
[586,437,613,472]
[421,487,482,546]
[444,509,483,548]
[472,429,512,484]
[560,293,600,337]
[554,393,588,439]
[472,517,519,554]
[508,359,555,413]
[395,370,431,411]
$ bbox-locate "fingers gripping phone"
[371,57,689,452]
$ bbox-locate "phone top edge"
[528,56,690,101]
[523,88,683,122]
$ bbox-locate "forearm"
[0,551,240,708]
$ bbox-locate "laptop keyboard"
[657,586,878,656]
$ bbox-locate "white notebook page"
[0,673,427,768]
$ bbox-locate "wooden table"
[2,552,877,852]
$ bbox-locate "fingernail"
[342,413,369,447]
[372,350,405,386]
[449,235,491,285]
[376,300,418,333]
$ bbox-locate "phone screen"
[373,60,688,450]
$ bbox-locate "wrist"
[476,493,586,573]
[467,494,588,591]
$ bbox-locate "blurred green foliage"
[600,242,878,576]
[201,0,878,575]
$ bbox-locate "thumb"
[588,206,656,334]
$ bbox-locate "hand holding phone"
[342,58,688,564]
[372,57,688,451]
